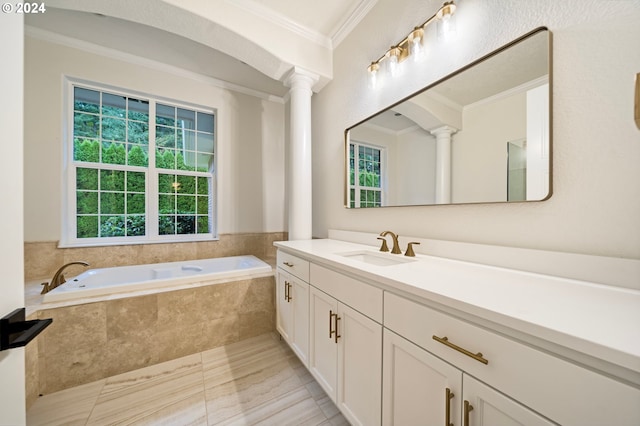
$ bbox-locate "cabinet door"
[309,286,339,399]
[276,269,292,342]
[337,303,383,426]
[462,375,555,426]
[289,277,309,366]
[383,329,462,426]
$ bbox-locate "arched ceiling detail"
[43,0,332,91]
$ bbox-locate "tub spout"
[41,261,90,295]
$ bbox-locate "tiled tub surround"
[25,274,275,409]
[24,232,285,281]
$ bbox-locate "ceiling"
[25,0,374,98]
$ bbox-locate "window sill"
[58,234,219,249]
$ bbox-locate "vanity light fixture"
[367,1,457,83]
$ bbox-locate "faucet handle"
[377,237,389,252]
[405,242,420,257]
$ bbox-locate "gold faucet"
[379,231,402,254]
[41,261,90,294]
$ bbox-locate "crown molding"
[331,0,378,48]
[25,26,285,104]
[226,0,332,49]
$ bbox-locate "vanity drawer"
[384,292,640,426]
[277,250,309,282]
[310,264,383,323]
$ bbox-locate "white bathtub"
[42,255,272,303]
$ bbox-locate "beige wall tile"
[106,295,158,340]
[38,303,107,357]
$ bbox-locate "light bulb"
[436,1,457,40]
[408,27,425,62]
[367,62,380,89]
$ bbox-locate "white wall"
[23,35,286,242]
[312,0,640,259]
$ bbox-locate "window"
[348,142,384,208]
[65,82,216,246]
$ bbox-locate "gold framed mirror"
[345,27,552,208]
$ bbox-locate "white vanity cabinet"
[309,264,383,426]
[275,251,310,365]
[384,291,640,426]
[383,329,553,426]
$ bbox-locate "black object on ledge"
[1,308,52,351]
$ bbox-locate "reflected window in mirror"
[349,142,385,208]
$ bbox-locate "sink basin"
[337,250,416,266]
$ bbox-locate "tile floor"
[27,333,349,425]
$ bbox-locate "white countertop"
[275,239,640,377]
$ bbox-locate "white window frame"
[60,77,218,247]
[348,140,387,208]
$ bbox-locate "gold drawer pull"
[283,262,294,267]
[433,335,489,365]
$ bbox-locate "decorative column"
[429,125,457,204]
[284,67,318,240]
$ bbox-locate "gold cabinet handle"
[283,262,294,267]
[464,400,473,426]
[445,388,454,426]
[329,310,341,343]
[286,282,292,302]
[329,310,335,339]
[433,335,488,365]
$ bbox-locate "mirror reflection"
[346,28,551,208]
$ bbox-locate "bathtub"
[42,255,272,303]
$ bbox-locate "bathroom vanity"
[274,237,640,426]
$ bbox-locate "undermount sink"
[337,250,417,266]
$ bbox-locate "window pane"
[76,168,99,190]
[158,216,175,235]
[74,88,100,113]
[126,215,146,236]
[197,177,208,195]
[102,142,126,165]
[128,121,148,144]
[127,193,145,214]
[128,98,149,122]
[100,192,125,214]
[197,216,209,234]
[156,148,176,169]
[77,191,98,214]
[156,104,175,126]
[158,173,176,194]
[102,117,126,142]
[100,170,125,191]
[158,194,176,214]
[196,132,214,154]
[74,112,100,138]
[177,195,195,214]
[77,216,99,238]
[176,175,196,194]
[156,125,175,149]
[101,216,125,237]
[176,215,195,234]
[102,93,126,118]
[177,108,195,130]
[197,196,208,215]
[195,153,213,172]
[176,151,196,171]
[74,138,100,162]
[127,171,145,193]
[127,145,148,167]
[197,112,214,133]
[182,130,196,151]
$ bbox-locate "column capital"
[429,125,459,137]
[283,66,320,90]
